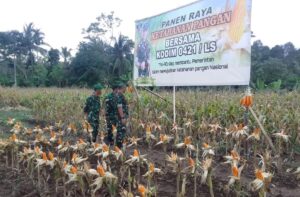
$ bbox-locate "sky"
[1,0,299,52]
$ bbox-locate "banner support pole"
[173,86,176,124]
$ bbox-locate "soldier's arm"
[117,97,125,119]
[117,96,126,124]
[118,106,126,125]
[83,97,91,116]
[117,106,125,119]
[104,95,111,119]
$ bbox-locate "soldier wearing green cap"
[104,83,119,145]
[116,81,129,148]
[104,81,128,148]
[84,83,103,142]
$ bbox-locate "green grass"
[0,109,33,139]
[0,109,32,123]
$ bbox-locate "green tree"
[25,64,48,86]
[270,45,284,59]
[22,23,48,67]
[83,11,121,43]
[111,34,134,80]
[0,23,49,86]
[0,31,25,59]
[48,48,60,66]
[251,40,300,90]
[69,39,111,86]
[61,47,72,65]
[48,63,64,86]
[70,12,133,87]
[0,31,26,86]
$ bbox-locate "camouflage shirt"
[84,95,101,123]
[137,40,150,63]
[117,93,129,119]
[105,92,118,122]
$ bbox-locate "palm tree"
[61,47,72,65]
[112,34,134,80]
[22,23,48,67]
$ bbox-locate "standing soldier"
[136,22,150,77]
[116,82,129,148]
[84,83,103,143]
[104,83,119,145]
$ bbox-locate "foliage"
[0,13,134,88]
[48,63,64,86]
[28,64,48,86]
[48,48,60,66]
[1,18,300,89]
[251,40,300,90]
[69,39,111,86]
[61,47,72,65]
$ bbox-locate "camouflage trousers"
[116,120,126,148]
[106,119,126,148]
[106,120,117,144]
[89,120,99,142]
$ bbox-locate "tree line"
[0,12,133,87]
[251,40,300,90]
[1,12,300,90]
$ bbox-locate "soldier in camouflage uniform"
[116,82,129,148]
[104,84,119,145]
[84,83,103,142]
[137,22,150,77]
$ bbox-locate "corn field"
[0,87,300,197]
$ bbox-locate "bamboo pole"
[249,107,276,152]
[140,86,172,104]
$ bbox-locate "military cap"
[111,80,126,89]
[93,83,104,91]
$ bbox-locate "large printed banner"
[134,0,252,86]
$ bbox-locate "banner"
[134,0,252,86]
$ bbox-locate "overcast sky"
[1,0,299,52]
